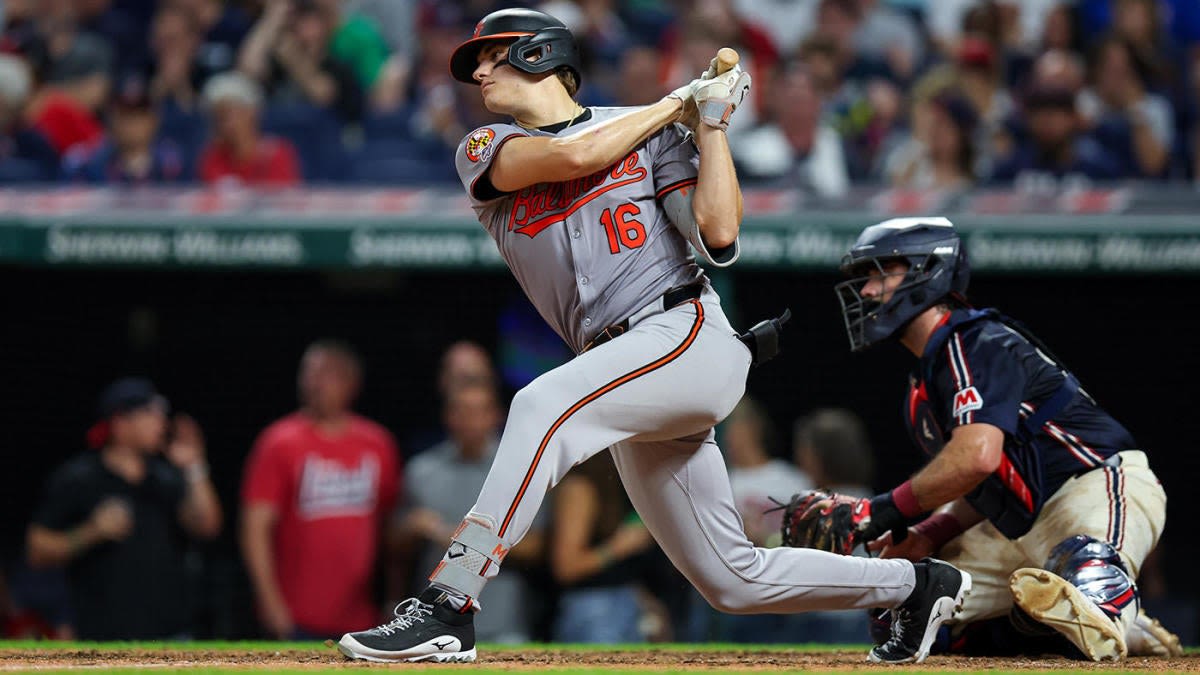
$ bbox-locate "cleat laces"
[891,610,908,641]
[371,598,433,636]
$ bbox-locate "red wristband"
[913,512,966,549]
[891,480,923,519]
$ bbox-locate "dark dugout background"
[1,266,1195,639]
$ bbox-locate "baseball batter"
[338,9,968,665]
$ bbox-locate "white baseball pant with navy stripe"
[938,450,1165,630]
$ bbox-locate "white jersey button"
[583,317,592,327]
[580,276,589,285]
[572,229,582,239]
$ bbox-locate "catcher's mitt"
[776,489,872,556]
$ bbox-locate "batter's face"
[473,42,537,114]
[859,260,909,305]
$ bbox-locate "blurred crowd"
[1,0,1199,191]
[1,337,889,644]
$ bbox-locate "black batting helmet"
[834,217,971,352]
[449,8,582,87]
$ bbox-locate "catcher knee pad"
[428,516,508,599]
[1044,535,1139,624]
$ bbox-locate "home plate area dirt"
[1,646,1198,672]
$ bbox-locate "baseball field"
[1,641,1197,673]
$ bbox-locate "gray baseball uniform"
[432,107,916,615]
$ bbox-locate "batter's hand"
[665,78,701,128]
[667,78,700,104]
[677,97,701,130]
[693,66,751,131]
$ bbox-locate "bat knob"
[716,47,740,74]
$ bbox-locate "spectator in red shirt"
[241,340,401,640]
[197,71,300,186]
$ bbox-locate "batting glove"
[693,66,751,131]
[667,78,700,103]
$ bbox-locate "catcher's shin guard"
[1010,535,1138,661]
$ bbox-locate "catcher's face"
[859,260,909,305]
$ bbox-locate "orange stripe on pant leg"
[496,299,706,539]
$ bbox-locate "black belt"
[581,283,704,353]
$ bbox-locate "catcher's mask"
[449,8,582,88]
[835,217,970,352]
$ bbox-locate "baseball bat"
[703,47,741,79]
[715,47,739,75]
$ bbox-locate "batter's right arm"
[690,124,743,249]
[489,97,685,193]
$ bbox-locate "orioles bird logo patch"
[465,128,496,163]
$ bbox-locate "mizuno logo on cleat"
[432,640,453,651]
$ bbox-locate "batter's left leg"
[611,432,972,663]
[609,431,917,612]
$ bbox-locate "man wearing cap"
[26,378,222,640]
[197,71,301,185]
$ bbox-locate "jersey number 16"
[600,204,647,254]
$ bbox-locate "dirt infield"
[1,646,1198,672]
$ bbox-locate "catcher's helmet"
[449,8,582,88]
[835,216,970,351]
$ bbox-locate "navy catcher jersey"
[905,309,1137,538]
[454,107,738,354]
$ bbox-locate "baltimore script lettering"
[508,151,648,238]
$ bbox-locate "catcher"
[779,217,1180,661]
